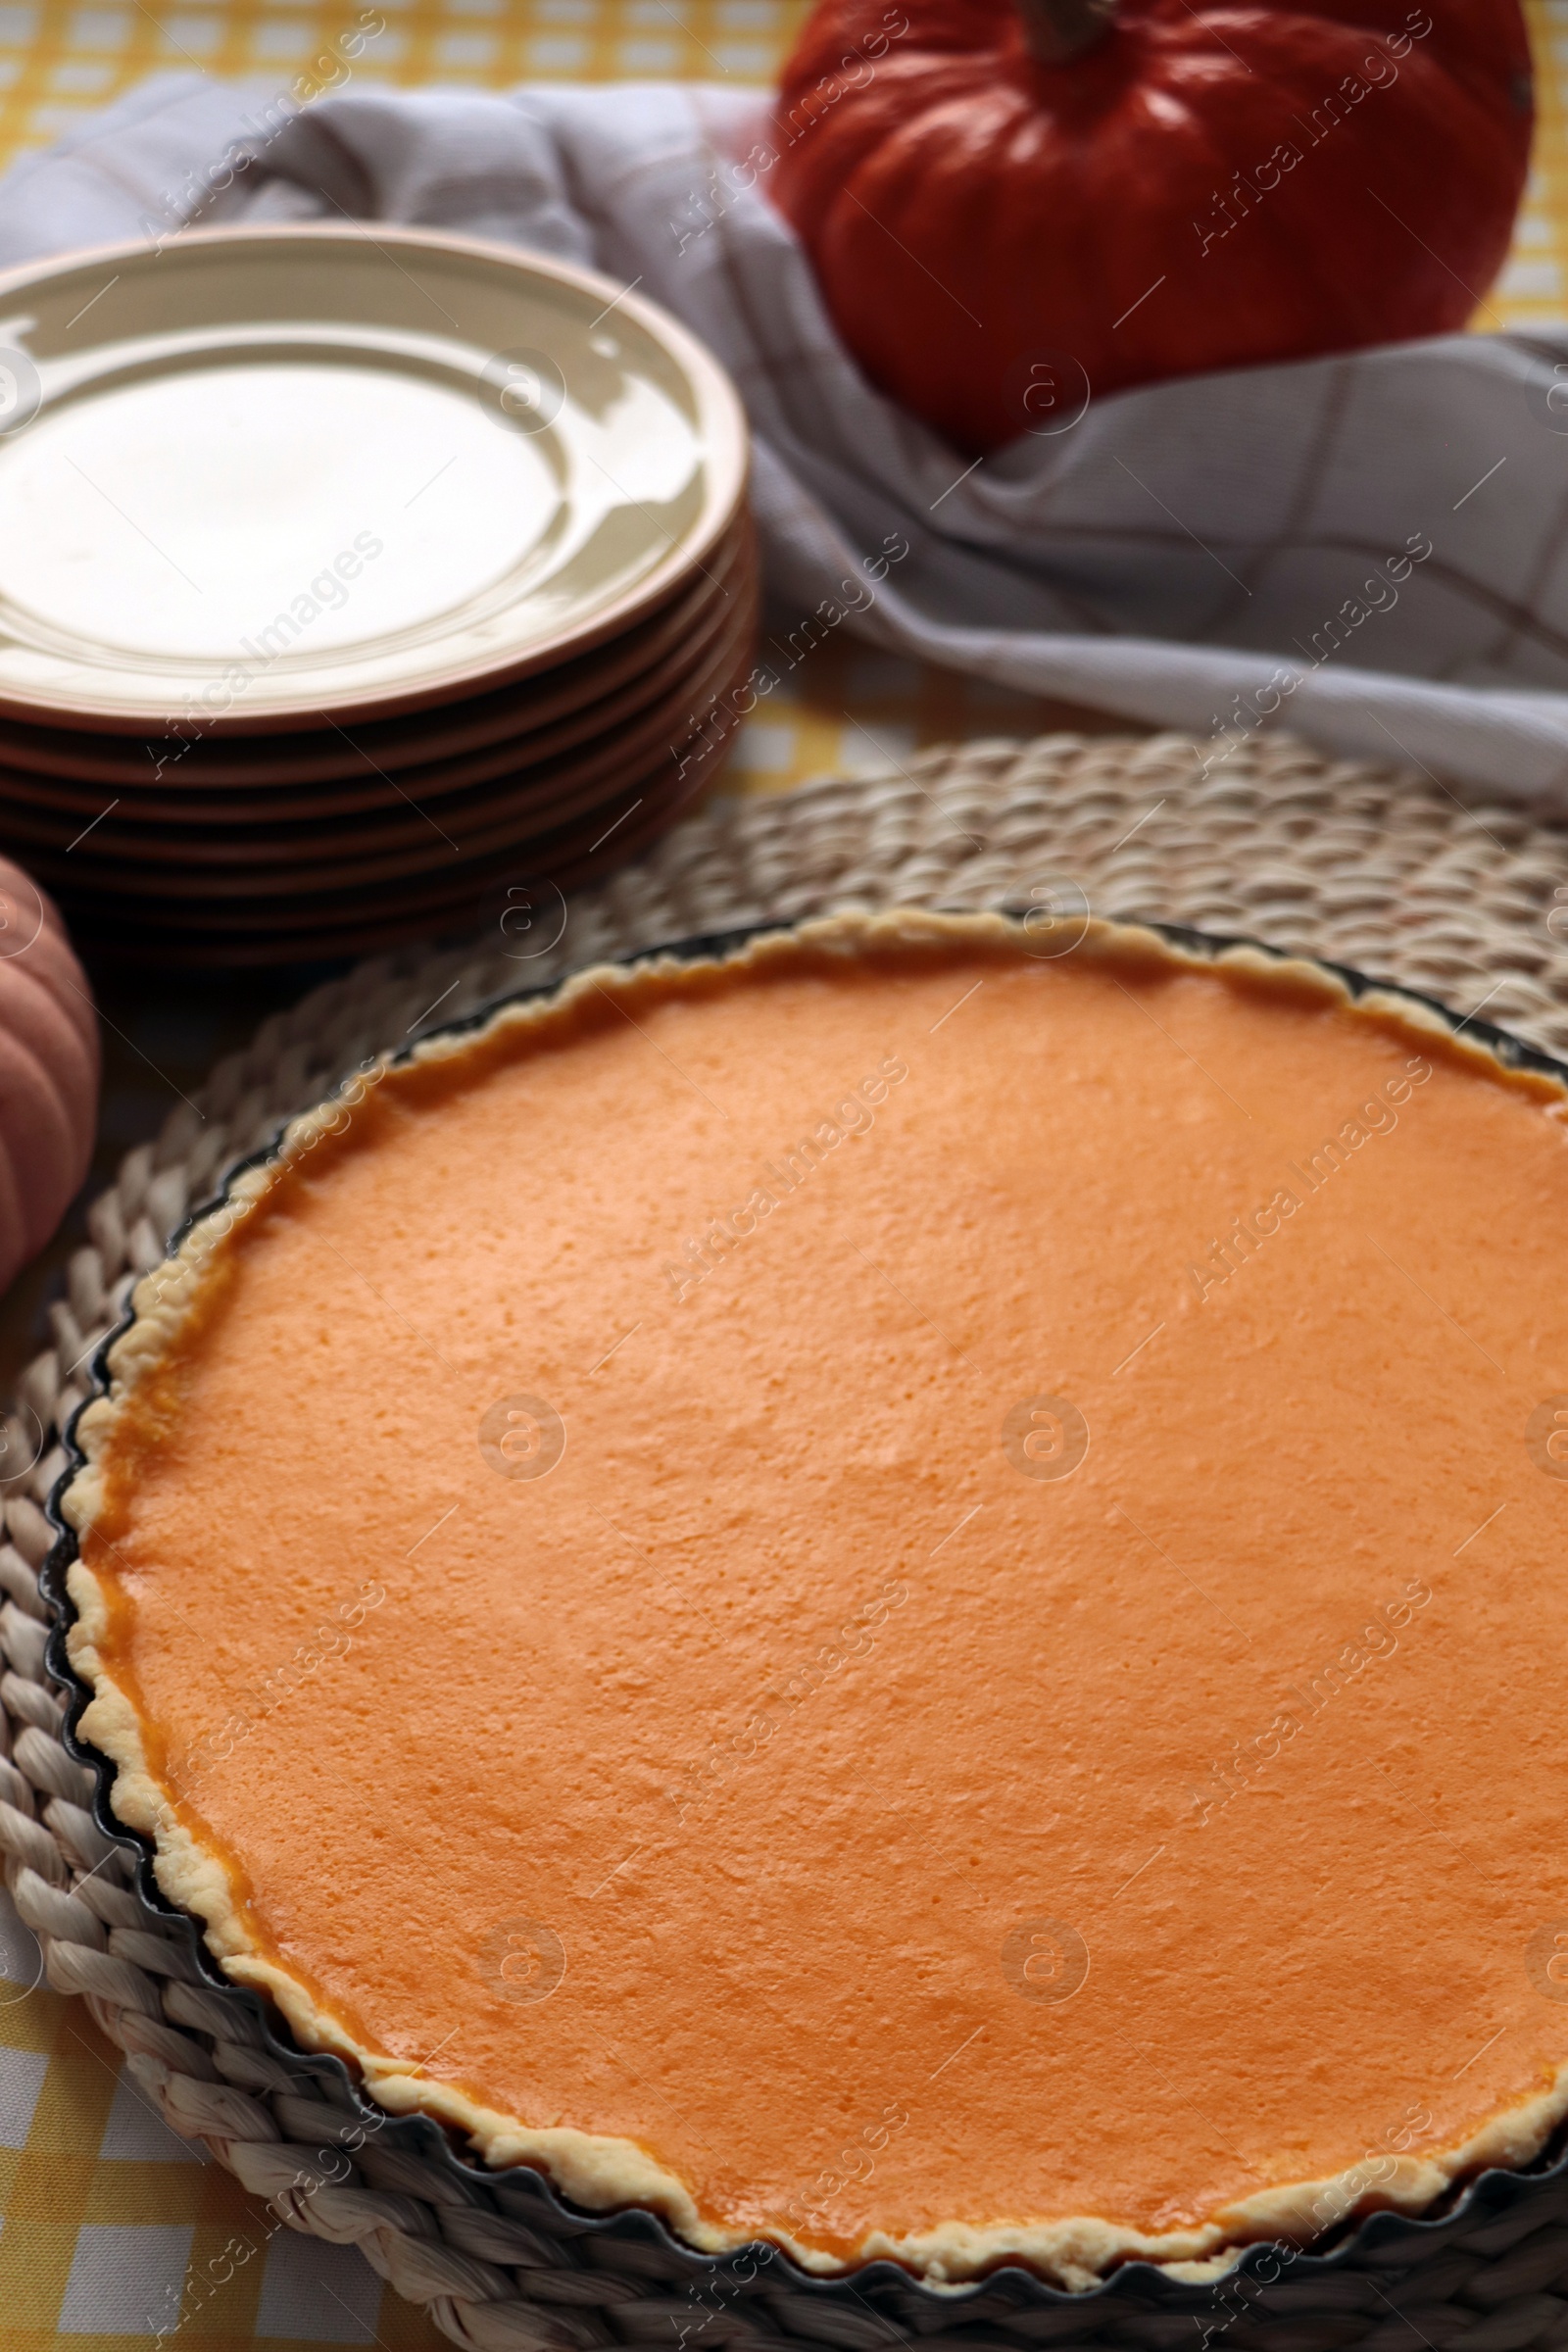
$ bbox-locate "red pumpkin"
[769,0,1533,455]
[0,858,97,1295]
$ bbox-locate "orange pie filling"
[62,912,1568,2287]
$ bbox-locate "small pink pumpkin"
[0,858,98,1296]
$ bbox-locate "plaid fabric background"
[3,3,1568,2346]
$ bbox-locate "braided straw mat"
[7,728,1568,2352]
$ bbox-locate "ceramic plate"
[17,590,760,894]
[40,721,743,966]
[0,519,755,788]
[0,570,750,827]
[0,224,748,730]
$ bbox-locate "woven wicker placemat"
[7,727,1568,2352]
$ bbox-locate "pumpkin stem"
[1017,0,1116,64]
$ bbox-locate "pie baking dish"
[49,908,1568,2296]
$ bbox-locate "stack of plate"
[0,224,756,965]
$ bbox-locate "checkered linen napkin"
[0,71,1565,800]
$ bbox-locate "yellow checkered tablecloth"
[3,3,1567,2348]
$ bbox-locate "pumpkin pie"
[61,911,1568,2288]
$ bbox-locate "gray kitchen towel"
[0,69,1564,801]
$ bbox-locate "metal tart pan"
[39,916,1568,2342]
